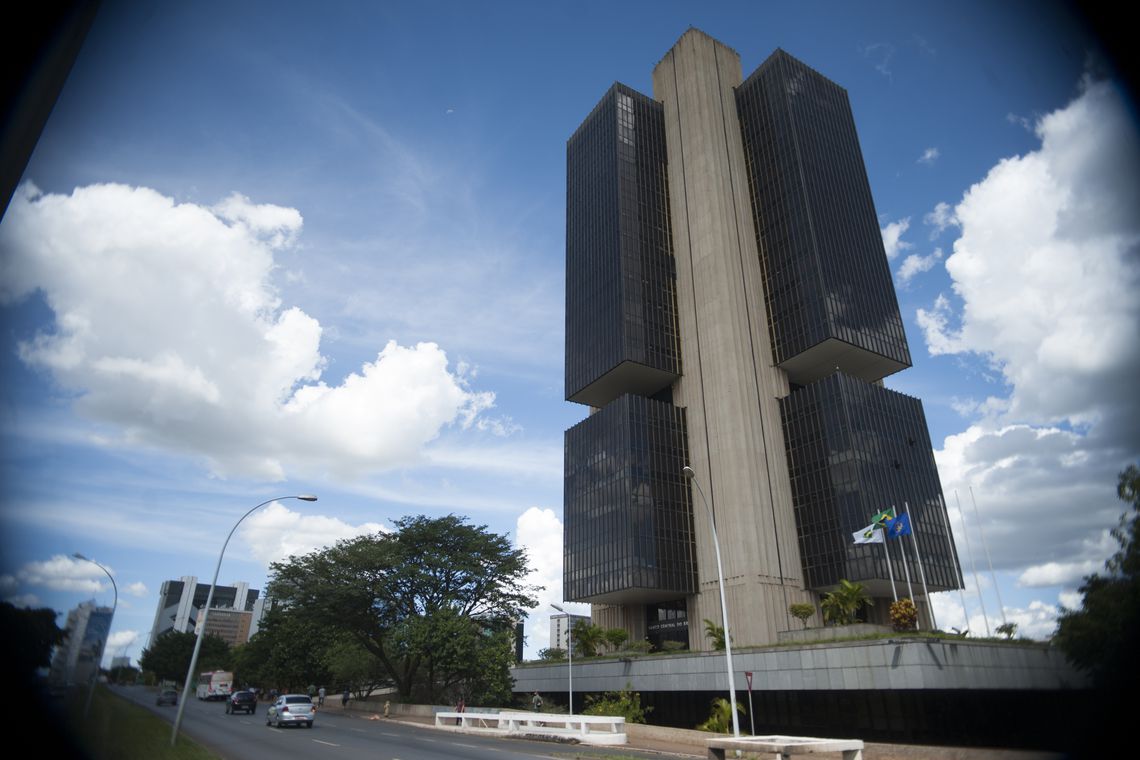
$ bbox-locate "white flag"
[852,524,884,544]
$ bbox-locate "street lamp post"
[682,466,740,739]
[550,603,573,715]
[73,553,117,719]
[171,494,317,747]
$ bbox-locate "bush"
[789,603,815,629]
[889,598,918,631]
[582,684,652,723]
[622,639,652,654]
[696,696,745,733]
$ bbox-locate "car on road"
[226,690,257,715]
[266,694,315,728]
[156,688,179,706]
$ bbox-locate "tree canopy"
[1054,464,1140,691]
[266,514,537,703]
[1,602,64,684]
[139,631,230,684]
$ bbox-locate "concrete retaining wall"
[512,639,1087,694]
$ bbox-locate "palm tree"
[571,620,604,657]
[820,579,874,626]
[703,618,726,650]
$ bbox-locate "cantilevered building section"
[147,576,260,648]
[564,29,961,650]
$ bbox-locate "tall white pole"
[903,503,935,630]
[940,494,972,634]
[171,495,317,747]
[955,490,990,637]
[550,604,573,715]
[684,467,740,741]
[893,507,915,601]
[969,487,1007,628]
[882,532,898,602]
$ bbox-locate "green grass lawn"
[69,686,219,760]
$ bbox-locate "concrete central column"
[653,29,809,647]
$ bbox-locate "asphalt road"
[112,686,662,760]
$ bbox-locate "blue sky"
[2,0,1137,664]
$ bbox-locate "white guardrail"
[433,710,627,746]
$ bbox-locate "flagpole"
[882,530,898,602]
[940,494,971,635]
[893,508,912,601]
[969,486,1007,628]
[904,501,935,630]
[955,490,990,637]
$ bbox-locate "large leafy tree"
[139,631,230,684]
[2,602,64,684]
[230,605,331,693]
[267,514,537,701]
[1055,464,1140,691]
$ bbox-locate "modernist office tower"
[564,30,961,650]
[147,576,259,648]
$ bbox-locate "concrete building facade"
[147,576,259,648]
[564,30,961,650]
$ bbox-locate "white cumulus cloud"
[1017,559,1103,588]
[516,506,588,658]
[12,555,113,594]
[238,501,389,566]
[920,79,1139,602]
[917,79,1140,438]
[896,247,943,286]
[918,147,940,165]
[0,183,499,480]
[923,201,956,238]
[126,582,149,597]
[879,218,913,260]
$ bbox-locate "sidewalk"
[336,701,1064,760]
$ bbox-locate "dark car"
[226,690,257,715]
[156,688,179,706]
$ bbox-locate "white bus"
[196,670,234,700]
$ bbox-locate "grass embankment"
[70,686,218,760]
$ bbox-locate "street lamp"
[73,553,117,719]
[171,494,317,747]
[550,603,573,715]
[682,465,740,740]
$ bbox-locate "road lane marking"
[313,739,340,747]
[452,742,480,748]
[381,732,399,736]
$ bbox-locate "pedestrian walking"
[455,696,465,725]
[531,691,543,712]
[342,687,350,708]
[383,700,391,718]
[318,686,325,706]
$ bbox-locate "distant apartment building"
[147,576,260,648]
[50,600,112,685]
[549,612,590,652]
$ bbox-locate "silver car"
[266,694,315,728]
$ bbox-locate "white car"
[266,694,315,728]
